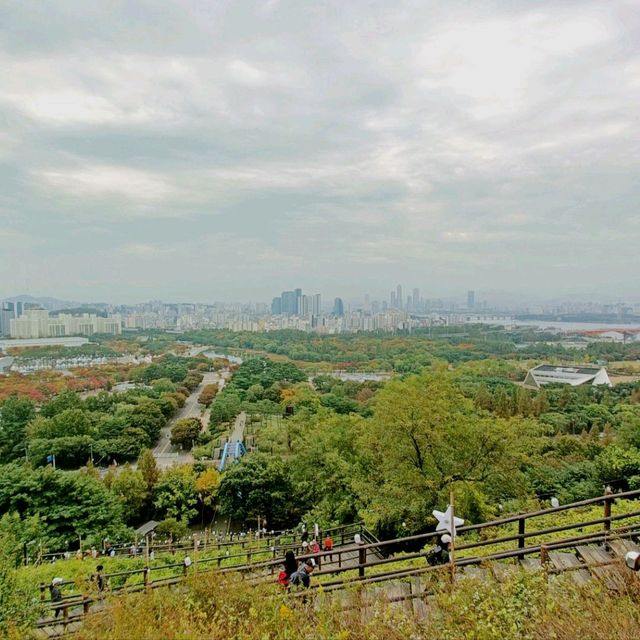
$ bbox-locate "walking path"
[152,371,222,468]
[229,411,247,443]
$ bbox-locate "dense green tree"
[0,395,35,461]
[155,517,188,541]
[115,400,165,444]
[0,463,128,548]
[217,453,299,528]
[50,408,93,437]
[137,448,159,493]
[594,445,640,489]
[474,385,492,411]
[532,388,550,416]
[110,465,148,522]
[170,418,201,449]
[357,370,522,533]
[153,465,198,521]
[493,386,513,418]
[209,393,242,427]
[96,415,129,440]
[155,394,179,419]
[40,390,82,418]
[28,436,93,468]
[151,378,178,393]
[617,407,640,449]
[288,411,363,524]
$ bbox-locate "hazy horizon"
[1,288,639,309]
[1,1,639,302]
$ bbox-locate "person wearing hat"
[289,557,316,588]
[50,578,64,618]
[426,534,452,566]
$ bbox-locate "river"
[513,320,640,332]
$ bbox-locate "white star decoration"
[433,505,465,538]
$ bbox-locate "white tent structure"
[523,364,612,390]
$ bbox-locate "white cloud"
[415,9,614,120]
[0,0,638,300]
[35,165,179,202]
[119,243,176,256]
[227,60,269,86]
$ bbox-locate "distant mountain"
[50,307,108,317]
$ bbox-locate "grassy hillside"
[51,569,640,640]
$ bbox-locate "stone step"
[520,557,542,572]
[491,563,518,583]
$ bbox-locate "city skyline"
[1,2,639,301]
[2,285,640,312]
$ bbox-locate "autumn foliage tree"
[198,384,219,406]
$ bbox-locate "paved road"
[152,371,222,468]
[229,411,247,442]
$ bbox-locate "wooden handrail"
[35,489,640,627]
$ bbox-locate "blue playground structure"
[219,441,247,471]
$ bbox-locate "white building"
[10,310,121,339]
[523,364,612,390]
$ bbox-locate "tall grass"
[68,565,640,640]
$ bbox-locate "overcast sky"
[0,1,638,304]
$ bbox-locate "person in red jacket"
[323,535,333,562]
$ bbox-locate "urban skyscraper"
[280,290,298,315]
[467,290,475,309]
[413,288,420,311]
[333,298,344,316]
[396,284,403,309]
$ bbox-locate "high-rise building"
[390,291,396,308]
[396,284,403,309]
[271,297,282,315]
[281,290,297,315]
[333,298,344,316]
[300,295,310,316]
[0,302,15,336]
[311,294,321,316]
[413,288,420,311]
[467,290,475,309]
[295,288,303,315]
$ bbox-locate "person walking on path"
[323,534,333,562]
[94,564,106,593]
[309,539,320,556]
[49,578,63,618]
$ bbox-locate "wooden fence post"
[518,517,526,560]
[358,545,366,578]
[62,604,69,631]
[604,487,613,532]
[540,544,550,572]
